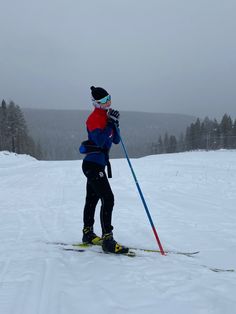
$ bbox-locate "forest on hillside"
[1,99,235,160]
[151,114,236,154]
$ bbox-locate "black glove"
[107,109,120,127]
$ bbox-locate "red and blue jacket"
[84,108,120,166]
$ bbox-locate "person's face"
[97,95,112,109]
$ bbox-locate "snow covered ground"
[0,150,236,314]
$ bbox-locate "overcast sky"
[0,0,236,118]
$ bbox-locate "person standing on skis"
[80,86,128,254]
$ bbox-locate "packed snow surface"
[0,150,236,314]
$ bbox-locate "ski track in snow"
[0,151,236,314]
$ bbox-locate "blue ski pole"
[116,126,165,255]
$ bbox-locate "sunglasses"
[97,95,111,104]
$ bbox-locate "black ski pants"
[82,160,114,235]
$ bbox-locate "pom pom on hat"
[90,86,109,100]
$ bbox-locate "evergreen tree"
[6,101,26,153]
[233,119,236,148]
[0,100,8,150]
[193,118,201,149]
[157,135,164,154]
[185,126,191,151]
[220,114,233,148]
[186,123,196,150]
[163,133,169,153]
[177,133,185,152]
[150,142,158,155]
[211,119,221,150]
[200,117,215,150]
[0,100,42,159]
[169,135,177,153]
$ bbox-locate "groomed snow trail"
[0,151,236,314]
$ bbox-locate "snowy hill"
[0,151,36,165]
[0,150,236,314]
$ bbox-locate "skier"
[80,86,129,254]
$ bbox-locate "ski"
[129,246,199,257]
[62,247,136,257]
[46,242,234,272]
[46,241,199,257]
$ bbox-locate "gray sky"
[0,0,236,118]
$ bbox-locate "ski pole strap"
[104,151,112,178]
[107,160,112,178]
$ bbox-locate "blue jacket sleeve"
[112,126,121,144]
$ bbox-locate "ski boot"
[102,233,129,254]
[82,227,102,245]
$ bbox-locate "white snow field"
[0,150,236,314]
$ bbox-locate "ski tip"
[209,268,235,273]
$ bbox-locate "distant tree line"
[0,99,42,159]
[2,99,235,160]
[150,114,236,154]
